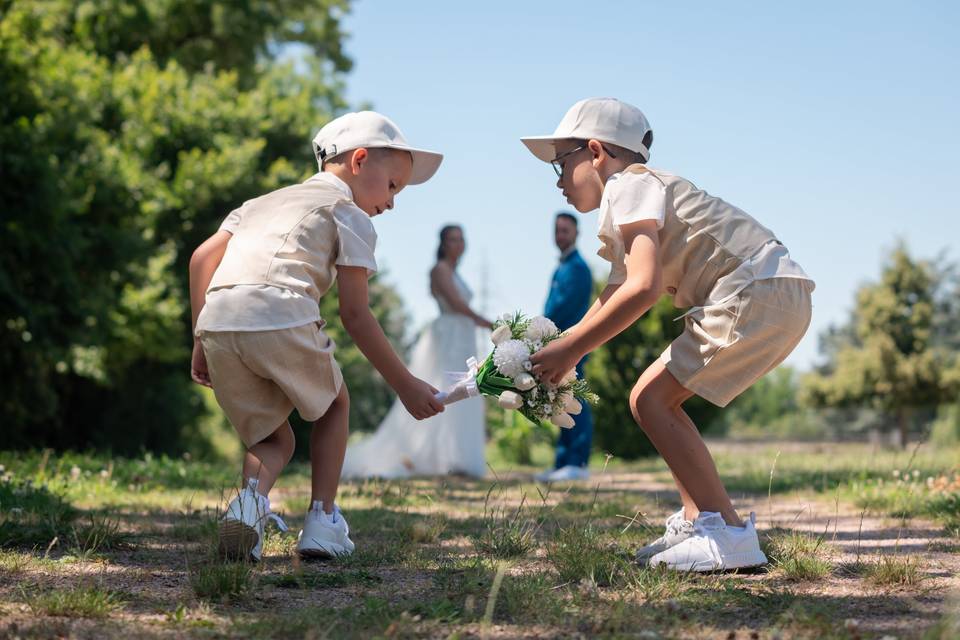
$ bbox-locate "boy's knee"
[630,382,656,431]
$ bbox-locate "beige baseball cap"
[521,97,653,163]
[312,111,443,185]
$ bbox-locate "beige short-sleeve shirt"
[195,173,377,334]
[597,166,813,307]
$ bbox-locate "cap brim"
[520,136,577,163]
[383,144,443,185]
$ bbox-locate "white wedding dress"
[340,271,487,478]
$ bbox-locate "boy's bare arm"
[189,230,232,331]
[567,219,661,355]
[338,266,443,419]
[532,220,661,383]
[563,284,619,336]
[188,230,231,386]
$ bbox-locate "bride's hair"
[436,225,462,261]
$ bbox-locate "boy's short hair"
[555,211,578,228]
[322,146,411,168]
[603,134,653,164]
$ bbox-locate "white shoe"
[635,509,694,565]
[219,478,288,562]
[543,465,590,482]
[648,511,767,572]
[297,501,355,559]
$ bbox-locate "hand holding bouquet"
[435,312,597,428]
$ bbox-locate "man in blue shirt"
[538,212,594,482]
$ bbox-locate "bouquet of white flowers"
[435,312,597,428]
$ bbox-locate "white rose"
[514,373,536,391]
[498,391,523,410]
[524,316,559,342]
[500,312,514,322]
[550,413,575,429]
[491,324,512,345]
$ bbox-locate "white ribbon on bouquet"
[433,356,481,405]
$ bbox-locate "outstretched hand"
[398,376,445,420]
[530,336,581,386]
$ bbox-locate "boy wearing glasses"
[524,98,814,572]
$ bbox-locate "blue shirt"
[544,248,592,332]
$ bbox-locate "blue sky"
[337,1,958,369]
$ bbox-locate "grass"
[548,522,629,586]
[0,441,957,639]
[864,553,924,586]
[765,530,833,580]
[262,568,382,589]
[22,585,123,618]
[471,487,542,559]
[189,561,256,601]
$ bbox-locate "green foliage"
[0,1,405,454]
[586,290,721,459]
[801,243,960,441]
[0,474,76,547]
[721,366,829,440]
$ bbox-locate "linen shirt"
[195,172,377,334]
[597,165,813,309]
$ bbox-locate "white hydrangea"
[524,316,559,342]
[492,339,531,378]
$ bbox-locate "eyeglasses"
[550,143,618,178]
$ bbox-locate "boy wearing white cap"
[188,111,445,561]
[525,98,815,572]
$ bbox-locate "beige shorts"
[662,278,814,408]
[199,323,343,447]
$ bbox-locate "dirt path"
[1,465,957,639]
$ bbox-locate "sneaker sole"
[297,541,351,559]
[218,520,260,562]
[654,550,768,573]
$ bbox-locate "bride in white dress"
[341,225,492,478]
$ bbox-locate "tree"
[801,243,960,446]
[0,1,408,454]
[586,288,722,459]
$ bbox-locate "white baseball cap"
[312,111,443,185]
[521,97,653,164]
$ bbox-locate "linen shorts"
[661,278,814,408]
[199,322,343,447]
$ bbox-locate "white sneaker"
[635,509,695,565]
[297,501,355,559]
[648,511,767,572]
[540,465,590,482]
[219,478,288,562]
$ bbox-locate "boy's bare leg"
[668,468,700,522]
[310,384,350,514]
[629,359,743,527]
[242,421,295,495]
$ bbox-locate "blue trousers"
[553,360,594,469]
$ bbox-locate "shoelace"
[265,510,289,532]
[664,511,693,535]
